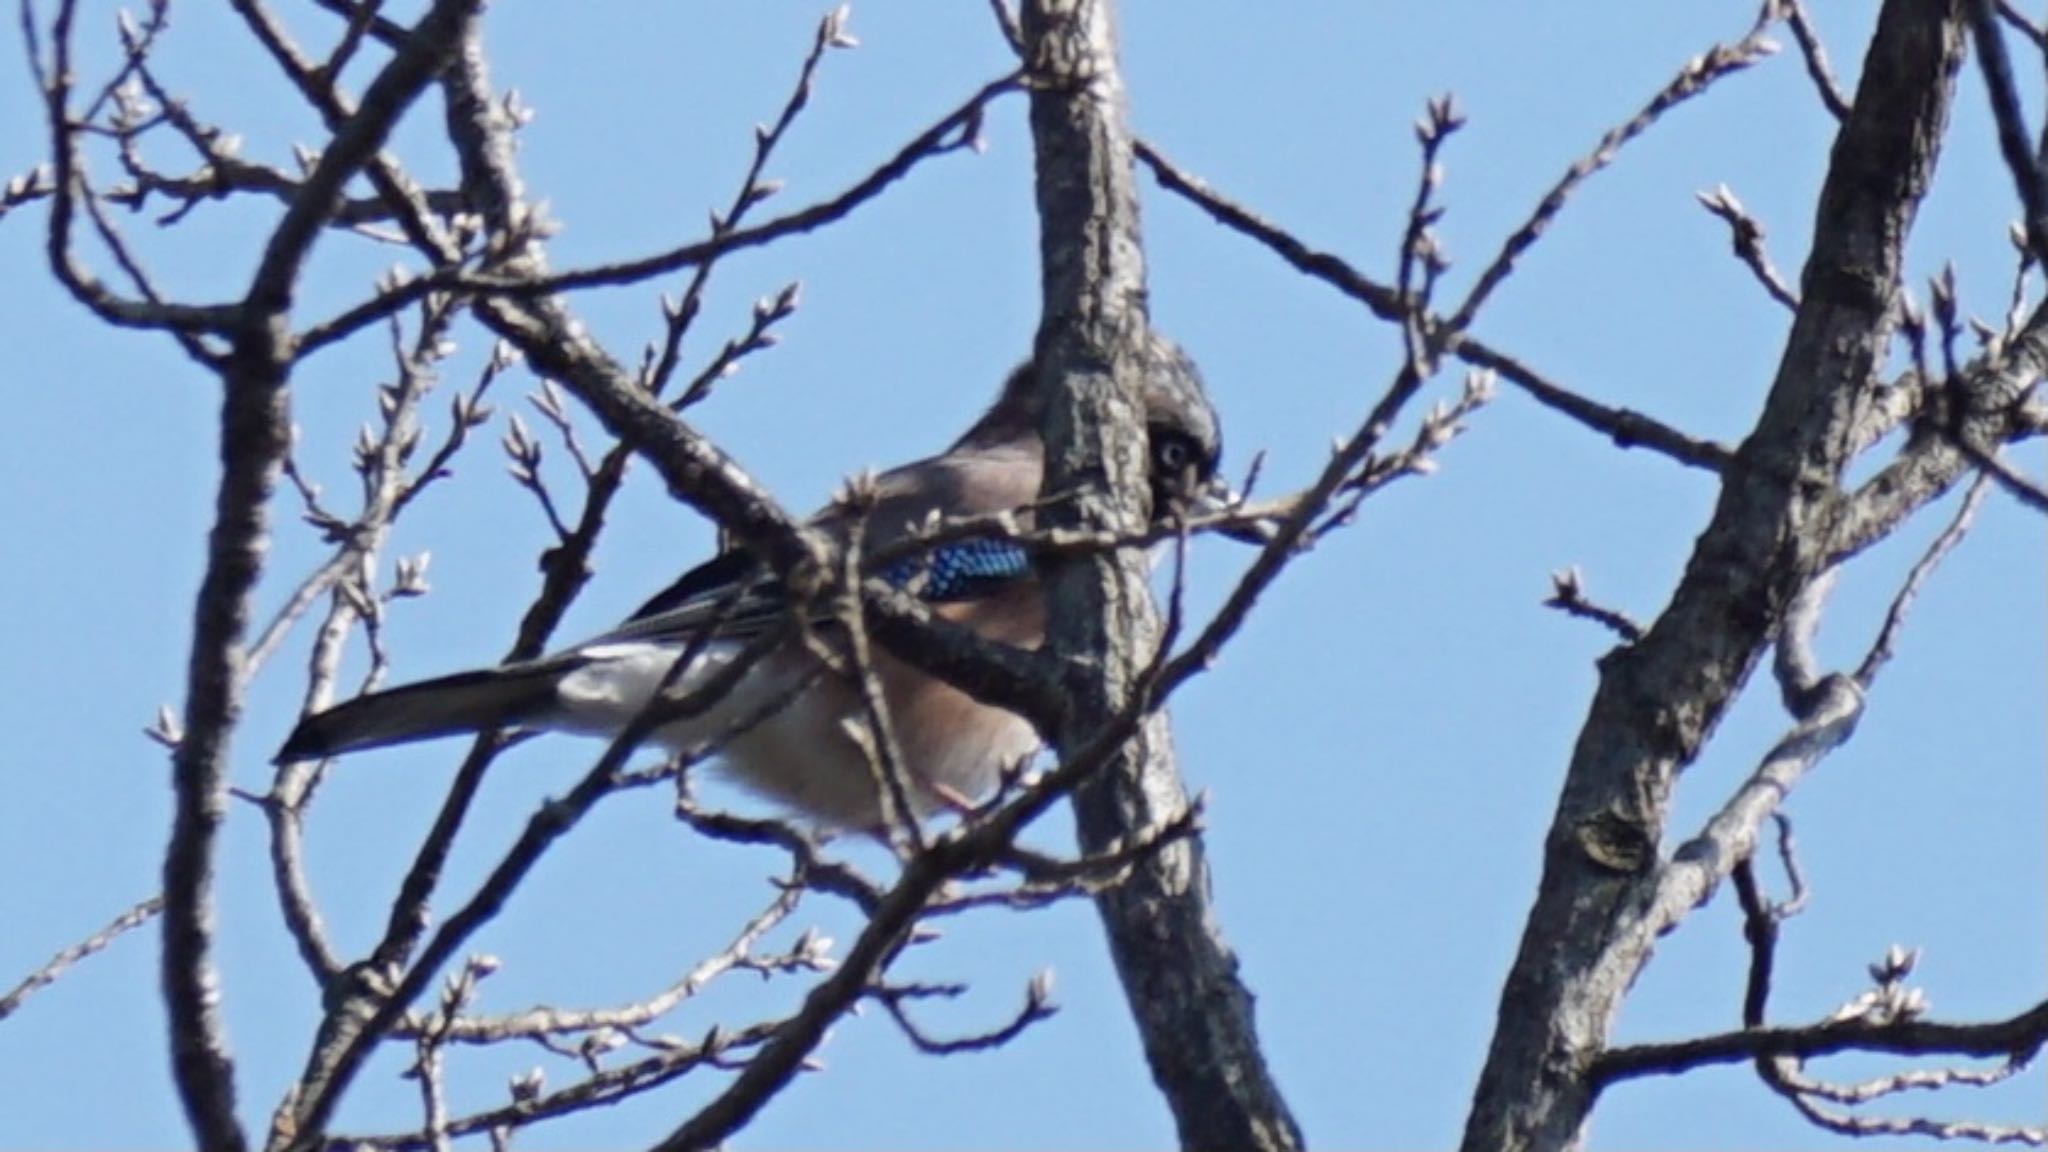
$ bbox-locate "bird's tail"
[275,663,570,763]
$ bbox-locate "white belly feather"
[549,640,1040,829]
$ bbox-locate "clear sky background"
[2,2,2041,1149]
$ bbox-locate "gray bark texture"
[1019,3,1304,1150]
[1460,3,1968,1150]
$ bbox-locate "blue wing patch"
[608,537,1030,648]
[880,538,1031,601]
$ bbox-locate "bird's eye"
[1154,436,1190,471]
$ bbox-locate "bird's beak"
[1188,475,1277,545]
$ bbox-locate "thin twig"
[1136,141,1734,472]
[1593,999,2048,1086]
[871,973,1056,1055]
[642,8,840,404]
[1448,27,1779,331]
[1993,0,2045,48]
[1856,475,1991,684]
[331,1021,782,1150]
[1967,0,2048,269]
[399,887,810,1044]
[0,895,163,1021]
[1544,567,1645,642]
[1950,432,2048,513]
[294,70,1022,356]
[986,0,1024,55]
[1777,0,1854,119]
[821,502,924,854]
[1697,184,1801,311]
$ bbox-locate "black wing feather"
[630,549,762,621]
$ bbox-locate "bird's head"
[1132,334,1226,526]
[961,334,1258,539]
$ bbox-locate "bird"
[276,339,1245,831]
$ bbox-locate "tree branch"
[1020,3,1301,1150]
[1463,4,1966,1149]
[1134,142,1734,472]
[152,5,484,1149]
[1594,1000,2048,1085]
[0,894,163,1022]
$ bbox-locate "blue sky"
[1,2,2041,1149]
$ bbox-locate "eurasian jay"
[277,341,1239,829]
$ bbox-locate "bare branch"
[1856,475,1991,684]
[1720,808,2039,1144]
[1450,336,1734,471]
[400,886,810,1045]
[1544,567,1645,642]
[0,163,55,222]
[1731,858,1779,1027]
[146,2,489,1145]
[0,895,163,1022]
[1697,183,1801,311]
[1776,0,1855,119]
[1396,94,1462,373]
[1135,138,1398,320]
[334,1021,782,1150]
[1594,1000,2048,1086]
[641,8,841,406]
[1727,813,1810,1037]
[986,0,1024,55]
[305,0,409,48]
[1017,3,1301,1147]
[258,291,483,992]
[280,603,802,1147]
[1950,429,2048,512]
[1832,312,2048,565]
[406,955,498,1152]
[1770,567,1833,708]
[984,797,1204,895]
[30,0,239,336]
[457,73,1021,299]
[871,972,1057,1055]
[1449,26,1779,331]
[1994,0,2045,47]
[823,503,925,855]
[1143,361,1489,730]
[1771,1096,2045,1144]
[1966,0,2048,269]
[666,282,799,412]
[1466,7,1969,1145]
[1136,141,1733,472]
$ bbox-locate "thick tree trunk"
[1019,3,1303,1149]
[1461,4,1966,1150]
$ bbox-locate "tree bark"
[1461,4,1966,1150]
[1019,3,1303,1149]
